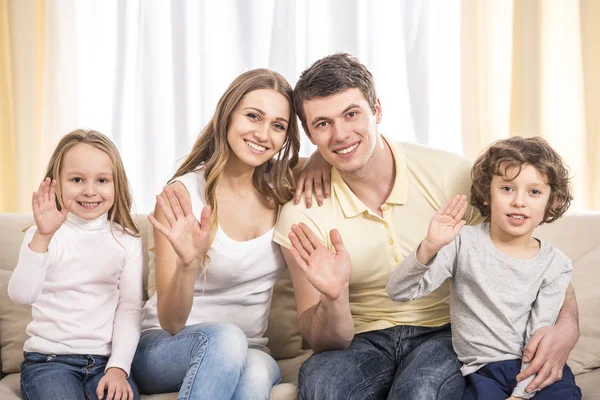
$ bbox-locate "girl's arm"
[149,183,211,335]
[106,235,144,376]
[8,178,68,305]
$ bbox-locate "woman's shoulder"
[171,169,207,198]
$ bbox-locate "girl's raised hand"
[148,185,211,269]
[32,178,71,236]
[425,194,468,249]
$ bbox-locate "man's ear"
[375,98,382,124]
[302,123,315,145]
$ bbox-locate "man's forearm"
[299,289,355,353]
[556,283,579,343]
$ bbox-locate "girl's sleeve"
[106,235,144,376]
[386,237,459,301]
[8,227,59,305]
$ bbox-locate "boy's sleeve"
[511,257,573,399]
[386,236,459,301]
[274,199,330,250]
[106,235,144,376]
[8,226,60,305]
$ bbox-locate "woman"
[131,69,323,399]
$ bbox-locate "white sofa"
[0,212,599,399]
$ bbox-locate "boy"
[386,137,581,399]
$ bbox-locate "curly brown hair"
[470,136,572,224]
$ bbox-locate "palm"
[32,178,69,236]
[289,224,352,301]
[149,186,211,268]
[165,214,210,266]
[427,195,468,247]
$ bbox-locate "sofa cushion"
[0,270,32,374]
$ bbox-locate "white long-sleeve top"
[8,212,143,376]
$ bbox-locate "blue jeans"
[299,324,464,400]
[463,359,582,400]
[131,322,280,400]
[20,352,140,400]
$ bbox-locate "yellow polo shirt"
[274,137,483,334]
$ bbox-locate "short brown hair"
[470,136,572,224]
[293,53,378,132]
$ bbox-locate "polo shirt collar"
[332,135,409,218]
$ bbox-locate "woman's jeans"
[20,352,140,400]
[131,322,280,400]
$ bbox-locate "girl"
[9,129,143,400]
[131,68,302,400]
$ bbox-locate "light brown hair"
[45,129,139,236]
[171,68,300,257]
[471,136,572,224]
[293,53,378,134]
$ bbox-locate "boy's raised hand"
[148,185,211,269]
[426,194,468,249]
[32,178,71,236]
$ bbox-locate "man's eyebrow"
[310,103,361,127]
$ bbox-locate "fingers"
[522,332,542,363]
[96,377,107,399]
[106,383,117,400]
[61,198,73,216]
[288,244,309,272]
[155,194,176,227]
[49,179,58,206]
[453,220,467,234]
[172,185,194,217]
[322,171,331,199]
[448,195,467,220]
[128,384,134,400]
[445,195,462,219]
[289,231,311,263]
[537,367,562,391]
[291,224,316,254]
[294,173,306,205]
[436,197,453,216]
[304,174,314,208]
[314,176,323,206]
[199,206,211,233]
[32,191,40,213]
[43,177,51,203]
[164,186,184,220]
[298,223,322,249]
[526,363,552,393]
[148,214,170,238]
[329,229,346,254]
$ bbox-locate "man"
[273,53,579,399]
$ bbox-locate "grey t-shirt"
[386,223,572,399]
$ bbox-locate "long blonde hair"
[171,68,300,258]
[45,129,139,236]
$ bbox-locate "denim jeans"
[20,352,140,400]
[131,322,280,400]
[299,324,464,400]
[463,359,582,400]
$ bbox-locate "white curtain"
[37,0,461,213]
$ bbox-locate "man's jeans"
[20,352,140,400]
[299,324,464,400]
[131,322,280,400]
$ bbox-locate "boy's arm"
[386,238,458,301]
[107,236,144,376]
[512,264,573,398]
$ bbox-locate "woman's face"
[226,89,290,168]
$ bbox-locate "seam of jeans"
[180,334,208,400]
[137,332,209,350]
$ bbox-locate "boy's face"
[302,88,382,174]
[488,163,551,241]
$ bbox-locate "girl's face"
[226,89,290,169]
[59,143,115,220]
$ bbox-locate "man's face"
[303,88,381,174]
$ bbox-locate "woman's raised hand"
[148,186,211,269]
[32,178,71,236]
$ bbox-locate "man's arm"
[282,248,354,353]
[517,283,579,393]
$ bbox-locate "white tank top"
[141,170,286,351]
